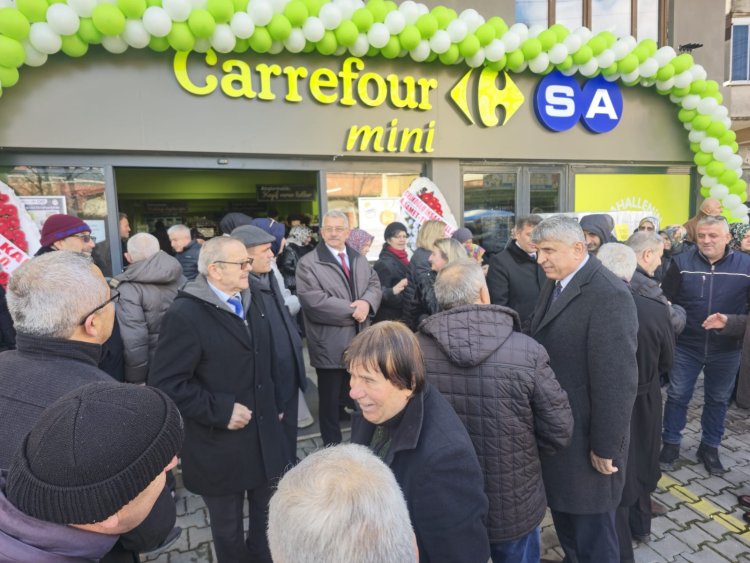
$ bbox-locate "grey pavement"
[143,371,750,563]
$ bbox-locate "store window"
[325,171,419,260]
[464,172,517,257]
[636,0,659,42]
[556,0,583,30]
[530,171,561,213]
[0,165,112,275]
[732,25,750,82]
[515,0,548,28]
[591,0,630,38]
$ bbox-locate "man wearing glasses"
[34,213,96,256]
[150,236,288,562]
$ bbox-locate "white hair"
[626,231,664,256]
[597,243,637,282]
[7,252,107,338]
[322,209,350,228]
[167,224,191,237]
[531,215,585,246]
[197,236,245,276]
[126,233,160,262]
[434,261,486,310]
[268,444,415,563]
[697,215,730,234]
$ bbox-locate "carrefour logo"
[534,71,623,133]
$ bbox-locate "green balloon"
[733,180,747,194]
[689,142,701,154]
[316,30,337,55]
[0,65,19,88]
[691,114,711,131]
[117,0,147,18]
[599,30,616,48]
[475,22,496,47]
[366,0,387,23]
[488,16,508,38]
[572,45,592,65]
[78,18,103,44]
[640,38,657,56]
[678,108,697,123]
[232,0,245,12]
[486,55,506,71]
[706,120,727,139]
[426,51,437,62]
[557,55,573,71]
[92,4,126,36]
[146,0,162,6]
[671,86,690,97]
[507,49,524,69]
[167,22,195,51]
[693,151,712,166]
[700,187,711,198]
[284,0,308,27]
[433,6,457,29]
[366,45,379,57]
[383,1,397,14]
[249,27,272,53]
[632,45,648,63]
[588,36,606,56]
[705,160,725,178]
[335,20,359,47]
[398,25,420,51]
[704,80,720,96]
[537,29,556,51]
[16,0,47,23]
[0,36,24,69]
[61,34,88,57]
[352,7,374,32]
[622,76,639,87]
[302,0,320,17]
[732,141,740,152]
[723,130,738,144]
[381,36,400,59]
[188,10,216,39]
[520,38,541,60]
[618,54,639,74]
[303,41,316,53]
[415,14,437,39]
[656,63,674,82]
[207,0,233,23]
[549,23,569,42]
[601,63,618,77]
[0,9,31,41]
[710,92,724,104]
[268,14,292,41]
[720,169,739,186]
[671,53,693,74]
[459,34,480,58]
[438,44,460,65]
[233,37,249,52]
[148,35,169,51]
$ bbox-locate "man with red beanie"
[35,213,96,256]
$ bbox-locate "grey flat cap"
[231,225,276,247]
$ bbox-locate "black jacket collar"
[15,332,102,365]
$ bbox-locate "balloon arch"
[0,0,746,222]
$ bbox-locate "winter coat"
[630,267,686,336]
[579,214,617,246]
[0,474,118,562]
[621,288,674,506]
[719,314,750,408]
[149,275,289,496]
[277,243,306,294]
[418,304,573,543]
[486,241,546,327]
[528,256,638,514]
[0,287,15,352]
[402,248,432,330]
[174,240,201,281]
[111,251,185,383]
[373,245,409,322]
[351,384,490,563]
[661,246,750,354]
[296,244,381,369]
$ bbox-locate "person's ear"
[478,284,491,305]
[124,252,134,264]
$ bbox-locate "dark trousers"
[615,493,651,563]
[316,368,347,445]
[202,484,274,563]
[551,509,619,563]
[281,393,299,463]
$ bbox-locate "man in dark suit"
[528,215,638,563]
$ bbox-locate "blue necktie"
[227,296,244,318]
[551,282,563,303]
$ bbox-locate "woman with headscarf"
[637,216,660,233]
[278,225,313,294]
[452,227,486,264]
[373,222,410,323]
[346,228,375,256]
[730,223,750,254]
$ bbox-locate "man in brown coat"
[683,198,722,243]
[296,210,381,445]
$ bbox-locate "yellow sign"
[450,68,525,126]
[575,174,691,228]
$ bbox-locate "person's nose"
[349,381,364,400]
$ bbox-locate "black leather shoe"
[659,443,680,471]
[743,512,750,525]
[651,498,668,517]
[696,443,727,475]
[738,495,750,509]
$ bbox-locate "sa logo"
[450,68,525,127]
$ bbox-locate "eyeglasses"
[78,290,119,326]
[322,226,347,233]
[214,258,254,270]
[71,234,96,243]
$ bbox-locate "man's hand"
[703,313,728,330]
[351,300,370,323]
[227,403,252,430]
[590,451,618,475]
[393,278,408,295]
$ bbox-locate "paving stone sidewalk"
[143,375,750,563]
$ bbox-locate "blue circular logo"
[580,75,623,134]
[534,70,582,132]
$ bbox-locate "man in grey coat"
[528,215,638,563]
[296,210,381,445]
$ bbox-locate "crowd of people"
[0,199,749,563]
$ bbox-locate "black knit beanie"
[6,381,183,525]
[383,222,408,241]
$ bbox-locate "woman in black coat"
[277,225,312,294]
[373,222,410,322]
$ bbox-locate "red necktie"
[338,252,350,279]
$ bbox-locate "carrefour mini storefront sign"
[173,51,622,153]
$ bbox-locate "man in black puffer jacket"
[419,261,573,563]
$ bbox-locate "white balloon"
[638,58,658,78]
[193,38,211,52]
[319,3,343,30]
[349,32,369,56]
[47,4,80,36]
[671,94,685,104]
[247,0,273,26]
[710,185,729,199]
[211,23,236,52]
[740,215,750,224]
[684,122,693,131]
[573,26,593,42]
[723,116,733,129]
[529,52,549,74]
[596,49,615,69]
[603,72,621,83]
[737,167,745,178]
[409,39,430,62]
[22,41,47,67]
[384,10,405,35]
[611,39,632,61]
[697,96,719,115]
[563,34,581,54]
[641,78,656,87]
[527,24,545,39]
[429,29,451,54]
[28,23,62,55]
[467,48,485,68]
[673,71,693,89]
[399,1,420,25]
[367,22,390,49]
[285,28,306,53]
[561,64,579,77]
[231,12,255,39]
[123,20,150,48]
[692,65,707,81]
[415,3,429,17]
[484,39,505,62]
[303,17,325,42]
[681,95,700,110]
[734,204,750,216]
[269,40,285,54]
[728,154,744,170]
[333,0,356,20]
[501,30,520,53]
[700,137,719,154]
[67,0,97,18]
[622,70,640,83]
[697,166,706,176]
[191,0,208,9]
[163,0,192,22]
[700,175,717,188]
[655,78,674,92]
[143,7,172,37]
[715,145,734,163]
[724,194,742,208]
[509,23,528,41]
[102,35,128,53]
[581,58,599,77]
[270,0,290,14]
[688,130,707,143]
[548,43,568,65]
[653,46,676,66]
[712,105,729,121]
[447,19,467,43]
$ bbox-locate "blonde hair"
[416,220,446,250]
[433,238,469,266]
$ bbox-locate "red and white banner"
[0,233,30,274]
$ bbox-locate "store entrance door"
[462,165,566,259]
